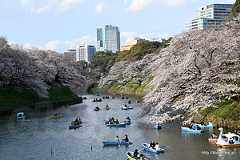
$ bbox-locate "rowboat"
[106,123,127,128]
[16,112,26,121]
[127,152,148,160]
[103,140,133,146]
[142,143,164,153]
[105,105,111,110]
[122,106,133,110]
[69,124,81,130]
[94,107,100,111]
[181,127,203,134]
[192,122,213,130]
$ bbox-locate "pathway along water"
[0,95,239,160]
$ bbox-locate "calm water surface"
[0,95,239,160]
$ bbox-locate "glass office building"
[186,4,233,31]
[97,25,120,53]
[97,28,104,52]
[76,45,96,63]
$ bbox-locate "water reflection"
[0,95,240,160]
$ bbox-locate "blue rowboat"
[125,120,131,125]
[142,143,165,153]
[181,127,203,134]
[192,122,213,130]
[106,123,127,128]
[16,112,26,121]
[103,140,133,146]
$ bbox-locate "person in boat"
[127,152,133,160]
[116,136,120,142]
[115,119,119,124]
[150,141,154,148]
[74,117,81,125]
[133,149,139,158]
[155,142,159,150]
[126,117,131,124]
[126,117,131,121]
[196,125,201,130]
[110,117,115,124]
[140,154,149,160]
[123,134,129,142]
[150,141,156,149]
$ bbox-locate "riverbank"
[0,85,82,115]
[193,97,240,129]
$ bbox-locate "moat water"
[0,95,239,160]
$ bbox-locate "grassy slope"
[116,38,171,62]
[105,75,154,98]
[98,39,171,97]
[199,97,240,129]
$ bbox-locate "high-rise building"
[97,28,104,51]
[186,4,233,31]
[63,49,76,62]
[76,45,96,63]
[96,25,120,53]
[104,25,120,53]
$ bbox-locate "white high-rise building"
[186,4,233,31]
[76,45,96,63]
[97,25,120,53]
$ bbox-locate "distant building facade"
[63,49,76,62]
[186,4,233,31]
[76,45,96,63]
[120,38,139,51]
[97,28,104,52]
[97,25,120,53]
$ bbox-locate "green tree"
[231,0,240,17]
[116,38,172,62]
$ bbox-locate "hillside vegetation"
[116,38,171,62]
[231,0,240,17]
[97,39,172,97]
[0,38,87,113]
[100,13,240,128]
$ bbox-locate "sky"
[0,0,236,53]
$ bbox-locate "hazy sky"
[0,0,235,52]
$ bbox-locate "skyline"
[0,0,235,53]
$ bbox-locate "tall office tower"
[96,25,120,53]
[76,45,96,63]
[186,4,233,31]
[97,28,104,52]
[104,25,120,53]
